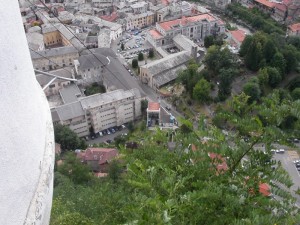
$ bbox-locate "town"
[17,0,300,224]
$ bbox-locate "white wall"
[0,1,54,225]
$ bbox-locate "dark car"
[102,130,107,135]
[106,139,112,144]
[295,163,300,168]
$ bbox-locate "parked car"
[107,129,111,135]
[111,128,116,133]
[279,149,285,153]
[295,163,300,168]
[106,139,112,144]
[122,124,126,129]
[99,131,103,136]
[293,160,300,164]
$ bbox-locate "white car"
[107,129,111,135]
[99,131,103,136]
[293,160,300,164]
[279,149,285,153]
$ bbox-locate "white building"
[51,88,142,136]
[26,32,45,51]
[131,1,148,14]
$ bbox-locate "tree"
[132,59,138,68]
[271,52,286,76]
[245,41,263,71]
[258,67,269,85]
[204,35,214,48]
[121,43,125,51]
[138,52,144,61]
[108,160,122,183]
[193,78,211,103]
[292,88,300,100]
[243,80,261,103]
[85,82,106,96]
[54,124,87,152]
[218,68,237,101]
[57,152,92,184]
[239,35,253,57]
[263,39,277,63]
[141,99,148,115]
[282,44,299,73]
[267,67,282,87]
[148,48,154,58]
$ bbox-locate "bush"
[138,52,144,61]
[132,59,138,68]
[148,49,154,58]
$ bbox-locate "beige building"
[125,11,155,30]
[30,46,79,71]
[51,87,142,137]
[147,14,225,48]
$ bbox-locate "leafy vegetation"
[85,82,106,96]
[54,124,87,152]
[138,52,144,61]
[51,93,300,224]
[132,58,138,68]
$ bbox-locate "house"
[77,148,118,172]
[288,23,300,36]
[228,29,246,49]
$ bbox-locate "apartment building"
[125,11,155,30]
[51,87,142,137]
[288,23,300,36]
[147,14,225,48]
[30,46,79,71]
[131,1,148,14]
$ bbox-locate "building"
[30,46,79,71]
[26,32,45,51]
[147,14,225,48]
[92,0,113,8]
[288,23,300,36]
[140,51,191,89]
[77,148,118,172]
[35,67,75,96]
[156,1,193,23]
[228,29,246,49]
[74,53,109,84]
[146,102,176,129]
[125,11,155,30]
[1,1,54,224]
[51,87,142,137]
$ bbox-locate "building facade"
[147,14,225,48]
[125,11,155,30]
[30,46,79,71]
[51,88,142,137]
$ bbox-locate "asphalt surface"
[87,128,129,145]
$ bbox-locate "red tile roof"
[259,183,271,196]
[254,0,275,8]
[208,152,228,173]
[148,102,160,111]
[159,14,217,31]
[229,29,246,44]
[289,23,300,32]
[78,148,118,165]
[149,29,163,39]
[100,12,118,22]
[274,3,287,11]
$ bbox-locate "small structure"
[77,147,118,172]
[147,102,161,127]
[288,23,300,36]
[228,29,247,49]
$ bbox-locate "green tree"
[258,67,269,85]
[271,52,286,76]
[243,81,261,103]
[267,67,282,87]
[245,41,263,71]
[292,88,300,100]
[218,68,237,101]
[193,78,211,103]
[132,59,138,68]
[204,35,214,48]
[239,35,253,57]
[263,39,277,63]
[148,48,154,58]
[54,124,87,152]
[108,160,122,183]
[141,99,148,115]
[282,44,299,73]
[121,43,124,51]
[138,52,144,61]
[57,152,92,184]
[85,82,106,96]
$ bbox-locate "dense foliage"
[54,124,87,152]
[51,92,300,224]
[85,82,106,96]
